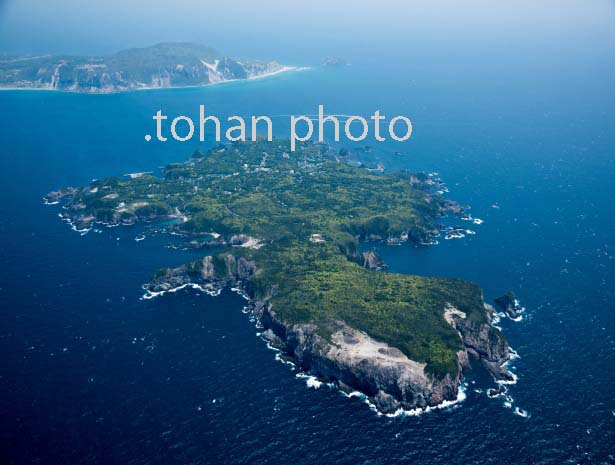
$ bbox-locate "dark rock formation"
[494,291,521,319]
[451,312,514,382]
[487,386,507,398]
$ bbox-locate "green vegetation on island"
[247,240,489,378]
[48,140,511,411]
[48,140,502,379]
[0,43,287,92]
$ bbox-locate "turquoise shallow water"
[1,38,615,464]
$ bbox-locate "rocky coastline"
[145,251,515,415]
[0,43,291,93]
[46,140,517,416]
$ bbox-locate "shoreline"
[46,205,520,417]
[43,140,518,418]
[140,276,516,418]
[0,65,308,94]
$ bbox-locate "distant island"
[0,42,293,93]
[46,140,514,415]
[322,57,349,67]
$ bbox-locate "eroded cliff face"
[450,305,514,382]
[258,306,461,413]
[0,43,286,93]
[147,254,256,294]
[146,252,514,414]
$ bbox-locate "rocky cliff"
[258,306,462,413]
[450,305,514,382]
[146,252,514,415]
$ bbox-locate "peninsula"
[0,43,292,93]
[46,140,514,414]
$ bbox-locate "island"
[46,140,514,414]
[0,43,292,93]
[495,291,524,320]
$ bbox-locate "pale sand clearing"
[239,236,263,249]
[444,304,467,326]
[329,326,428,382]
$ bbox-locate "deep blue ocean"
[1,24,615,464]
